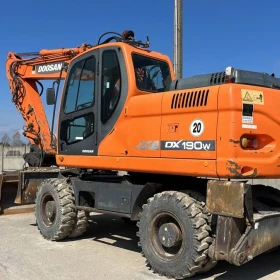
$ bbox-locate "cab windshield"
[132,53,171,93]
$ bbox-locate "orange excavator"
[5,30,280,279]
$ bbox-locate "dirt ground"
[0,212,280,280]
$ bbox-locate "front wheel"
[68,210,89,238]
[137,191,213,279]
[35,179,76,241]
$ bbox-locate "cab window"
[101,51,121,124]
[63,57,95,113]
[132,54,171,93]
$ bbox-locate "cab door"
[95,46,129,155]
[58,51,98,156]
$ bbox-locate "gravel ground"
[0,213,280,280]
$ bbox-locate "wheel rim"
[40,193,57,227]
[149,212,185,261]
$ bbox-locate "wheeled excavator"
[4,30,280,279]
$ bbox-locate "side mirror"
[46,88,55,105]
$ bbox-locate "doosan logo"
[82,150,94,153]
[36,63,63,74]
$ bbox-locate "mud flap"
[0,172,20,214]
[0,174,3,213]
[0,168,61,215]
[16,168,61,204]
[206,180,246,218]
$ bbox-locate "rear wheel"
[35,179,76,241]
[183,190,217,273]
[137,191,213,279]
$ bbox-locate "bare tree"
[1,133,11,145]
[12,131,23,146]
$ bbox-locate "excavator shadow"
[68,213,141,253]
[66,213,280,279]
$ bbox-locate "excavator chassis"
[3,165,280,271]
[3,166,280,278]
[66,176,280,271]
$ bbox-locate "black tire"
[183,190,217,273]
[137,191,213,279]
[68,210,89,238]
[35,179,76,241]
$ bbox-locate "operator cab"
[43,31,173,159]
[54,30,172,157]
[98,30,172,93]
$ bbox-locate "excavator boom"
[1,43,93,214]
[6,44,92,166]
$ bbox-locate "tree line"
[0,132,27,146]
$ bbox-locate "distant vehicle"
[6,150,21,157]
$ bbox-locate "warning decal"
[241,89,264,105]
[243,91,253,102]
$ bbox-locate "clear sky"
[0,0,279,141]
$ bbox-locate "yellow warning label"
[241,89,264,105]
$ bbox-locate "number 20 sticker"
[190,119,205,137]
